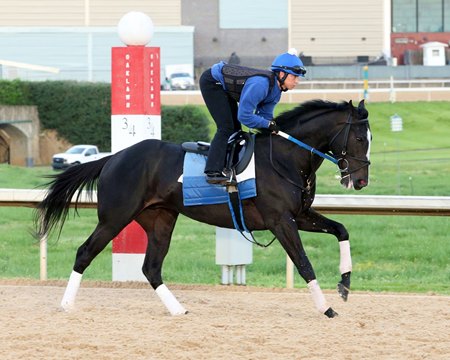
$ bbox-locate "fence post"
[286,256,294,288]
[40,234,47,281]
[363,65,369,101]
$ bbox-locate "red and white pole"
[110,12,160,281]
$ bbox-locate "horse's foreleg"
[296,208,352,301]
[337,242,352,301]
[270,214,337,318]
[61,223,122,311]
[137,209,187,316]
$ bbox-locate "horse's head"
[329,100,371,190]
[274,99,371,191]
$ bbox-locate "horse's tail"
[34,155,112,239]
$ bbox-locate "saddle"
[181,130,255,179]
[181,131,256,233]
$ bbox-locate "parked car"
[52,145,111,170]
[170,72,195,90]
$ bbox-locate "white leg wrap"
[155,284,187,316]
[60,271,83,311]
[339,240,352,274]
[307,279,328,313]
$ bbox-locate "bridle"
[329,112,371,176]
[269,108,371,190]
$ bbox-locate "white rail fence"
[161,82,450,105]
[1,189,449,284]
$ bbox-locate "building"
[0,0,448,83]
[0,0,193,82]
[391,0,450,64]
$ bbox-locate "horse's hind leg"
[136,208,187,316]
[61,222,123,311]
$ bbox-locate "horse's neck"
[282,120,334,163]
[255,133,324,180]
[272,113,339,172]
[293,112,336,149]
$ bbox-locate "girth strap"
[227,188,248,233]
[225,186,277,248]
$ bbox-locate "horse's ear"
[357,99,369,119]
[348,100,353,107]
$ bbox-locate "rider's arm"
[237,77,273,129]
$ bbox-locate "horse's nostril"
[358,179,367,187]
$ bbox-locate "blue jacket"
[211,61,281,129]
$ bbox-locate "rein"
[277,131,338,165]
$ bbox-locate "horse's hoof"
[324,307,338,318]
[337,282,349,302]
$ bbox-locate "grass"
[0,100,449,295]
[1,207,448,294]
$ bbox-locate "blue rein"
[277,131,339,165]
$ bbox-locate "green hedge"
[0,79,32,105]
[0,80,210,150]
[161,105,210,144]
[26,81,112,150]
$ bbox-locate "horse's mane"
[275,100,350,125]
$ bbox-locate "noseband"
[328,112,371,175]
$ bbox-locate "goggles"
[273,65,307,76]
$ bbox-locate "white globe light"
[117,11,154,46]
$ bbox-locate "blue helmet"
[271,48,306,77]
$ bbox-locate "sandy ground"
[0,279,448,360]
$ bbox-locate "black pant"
[199,69,240,174]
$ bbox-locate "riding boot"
[205,129,232,184]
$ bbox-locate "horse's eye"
[356,137,363,142]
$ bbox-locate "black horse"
[35,99,371,318]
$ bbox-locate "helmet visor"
[274,65,307,76]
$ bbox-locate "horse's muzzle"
[340,176,368,190]
[354,178,368,190]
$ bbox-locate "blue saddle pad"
[182,153,257,206]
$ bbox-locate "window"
[86,148,96,156]
[445,0,450,31]
[419,0,442,31]
[392,0,449,32]
[219,0,287,29]
[393,0,417,32]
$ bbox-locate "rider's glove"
[268,120,280,133]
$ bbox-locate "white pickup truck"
[52,145,111,170]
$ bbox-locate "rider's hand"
[268,120,280,134]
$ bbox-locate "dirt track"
[0,279,448,360]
